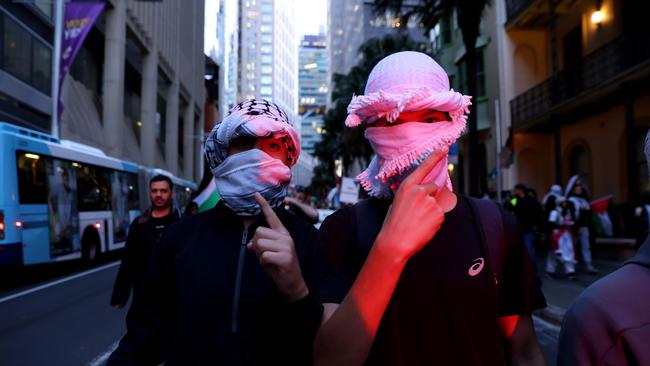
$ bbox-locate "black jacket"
[107,203,323,366]
[111,207,182,306]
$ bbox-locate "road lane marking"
[87,339,120,366]
[0,261,120,304]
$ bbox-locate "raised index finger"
[254,192,286,232]
[402,147,449,186]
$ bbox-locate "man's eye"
[268,143,280,150]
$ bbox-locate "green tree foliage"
[309,34,431,196]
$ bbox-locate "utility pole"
[51,0,64,139]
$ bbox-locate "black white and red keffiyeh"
[204,99,300,173]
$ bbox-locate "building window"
[156,73,169,152]
[32,37,51,94]
[261,44,272,53]
[261,34,272,43]
[3,14,33,84]
[178,103,185,166]
[70,46,100,98]
[124,61,141,142]
[1,12,53,95]
[566,143,591,180]
[262,65,272,74]
[457,49,486,98]
[260,86,272,95]
[33,1,53,19]
[261,55,272,64]
[441,16,451,44]
[261,75,272,84]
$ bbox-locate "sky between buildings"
[204,0,327,57]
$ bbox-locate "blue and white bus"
[0,122,196,266]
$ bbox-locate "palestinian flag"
[193,178,220,212]
[590,195,612,214]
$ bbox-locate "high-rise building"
[205,0,240,121]
[239,0,298,119]
[327,0,430,106]
[298,34,328,155]
[0,0,206,181]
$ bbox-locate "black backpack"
[354,196,506,310]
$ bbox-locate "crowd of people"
[105,51,648,365]
[502,177,603,279]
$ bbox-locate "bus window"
[46,159,80,257]
[174,186,193,212]
[16,152,47,204]
[126,173,139,210]
[76,164,112,211]
[111,171,131,243]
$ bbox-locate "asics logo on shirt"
[468,258,485,277]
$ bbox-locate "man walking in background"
[110,174,181,309]
[505,183,542,271]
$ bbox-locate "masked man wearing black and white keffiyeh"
[107,99,323,365]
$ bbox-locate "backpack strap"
[354,199,385,250]
[466,197,506,310]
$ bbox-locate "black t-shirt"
[150,214,177,241]
[315,196,546,365]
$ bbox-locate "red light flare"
[94,223,101,229]
[498,315,520,339]
[14,221,23,228]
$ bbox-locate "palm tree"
[373,0,492,197]
[310,34,431,195]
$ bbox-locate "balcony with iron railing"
[506,0,537,24]
[510,36,650,130]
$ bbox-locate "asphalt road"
[534,315,560,366]
[0,262,127,366]
[0,260,562,366]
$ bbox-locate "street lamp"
[591,9,605,26]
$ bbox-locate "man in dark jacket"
[107,99,322,365]
[505,184,542,270]
[557,132,650,366]
[110,174,181,309]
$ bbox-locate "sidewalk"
[534,257,624,326]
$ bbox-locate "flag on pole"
[193,179,221,212]
[58,2,105,118]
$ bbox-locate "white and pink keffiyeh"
[345,51,472,198]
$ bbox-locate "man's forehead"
[151,181,171,189]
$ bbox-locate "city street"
[0,0,647,364]
[534,316,560,366]
[0,258,564,366]
[0,263,127,366]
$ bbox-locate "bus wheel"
[81,226,101,262]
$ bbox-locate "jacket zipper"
[231,228,248,333]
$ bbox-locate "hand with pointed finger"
[375,148,449,262]
[247,193,309,303]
